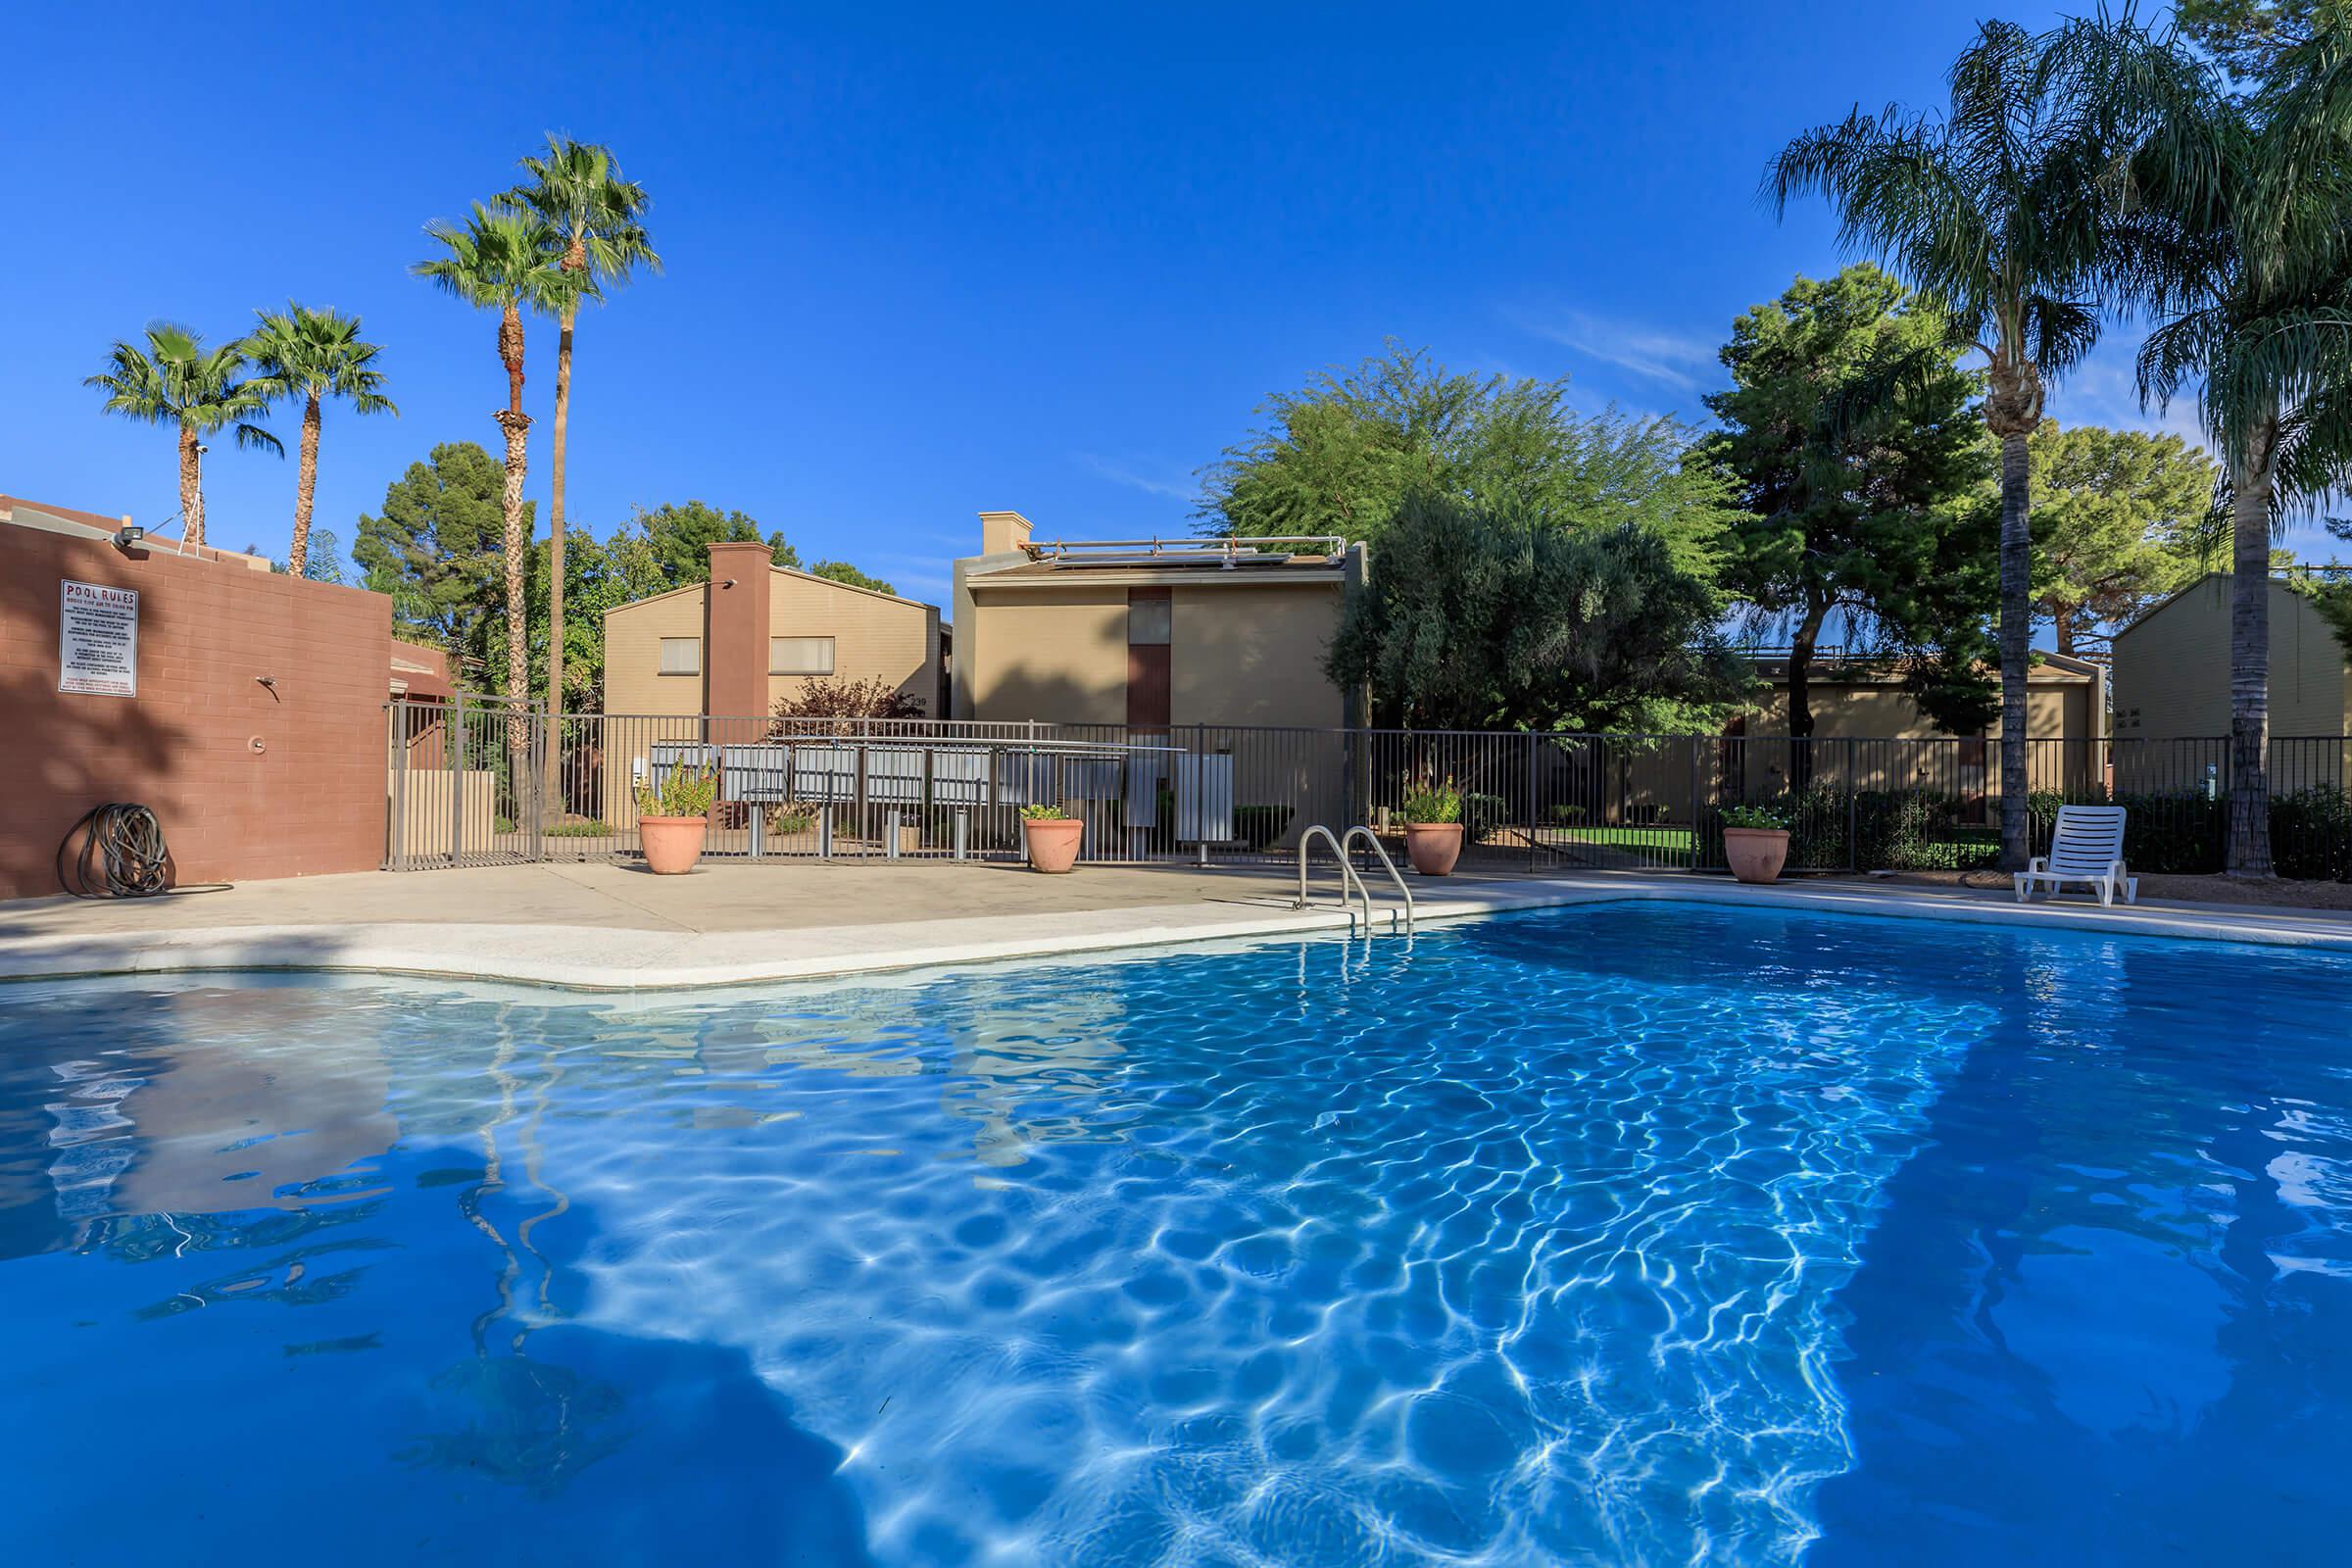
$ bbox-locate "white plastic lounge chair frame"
[2014,804,2138,906]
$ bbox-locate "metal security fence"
[382,702,2352,880]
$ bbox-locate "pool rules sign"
[58,580,139,697]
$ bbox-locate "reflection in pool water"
[0,905,2348,1565]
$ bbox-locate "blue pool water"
[1,903,2348,1565]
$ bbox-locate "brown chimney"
[705,540,773,722]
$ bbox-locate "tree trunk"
[1787,599,1827,793]
[543,309,575,819]
[178,420,205,549]
[495,410,533,710]
[1996,429,2033,871]
[2052,612,2076,659]
[289,392,321,576]
[2228,424,2277,877]
[547,311,573,711]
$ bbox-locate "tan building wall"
[765,568,940,712]
[604,569,943,720]
[1169,584,1346,729]
[603,584,708,718]
[2113,575,2351,739]
[963,586,1130,725]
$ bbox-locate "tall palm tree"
[244,305,398,577]
[85,323,281,549]
[1768,17,2202,869]
[495,136,660,713]
[2138,13,2352,876]
[413,204,563,713]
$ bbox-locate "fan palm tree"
[413,205,564,712]
[1768,16,2204,869]
[85,324,281,549]
[244,305,397,577]
[2137,12,2352,876]
[495,136,660,713]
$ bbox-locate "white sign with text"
[59,579,139,697]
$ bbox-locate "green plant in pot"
[1720,803,1791,885]
[1020,802,1084,874]
[1400,777,1465,876]
[634,760,719,875]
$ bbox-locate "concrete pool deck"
[2,858,2350,991]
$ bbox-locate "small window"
[772,635,836,675]
[1127,597,1171,646]
[659,637,701,675]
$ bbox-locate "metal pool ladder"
[1296,825,1416,937]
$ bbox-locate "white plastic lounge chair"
[2014,805,2138,906]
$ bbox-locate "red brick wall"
[0,528,396,899]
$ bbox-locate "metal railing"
[381,703,2352,881]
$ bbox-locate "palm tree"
[244,305,397,577]
[2137,15,2352,876]
[1768,17,2202,869]
[85,324,281,549]
[495,136,660,713]
[413,204,563,713]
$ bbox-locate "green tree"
[2028,422,2221,657]
[809,560,896,596]
[626,500,800,586]
[2180,0,2322,83]
[271,526,350,584]
[1200,342,1735,572]
[1326,491,1749,733]
[243,304,397,577]
[2137,12,2352,874]
[355,441,520,670]
[495,136,660,712]
[482,525,668,711]
[85,323,281,549]
[1769,14,2205,869]
[413,203,564,712]
[1704,265,1999,739]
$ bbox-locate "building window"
[1127,595,1171,645]
[772,635,836,675]
[659,637,701,676]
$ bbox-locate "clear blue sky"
[13,1,2302,610]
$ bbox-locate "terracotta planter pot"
[639,814,710,875]
[1403,821,1464,876]
[1723,826,1789,885]
[1022,816,1085,873]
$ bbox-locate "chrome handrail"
[1342,826,1415,937]
[1296,824,1371,933]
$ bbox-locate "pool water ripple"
[2,904,2349,1565]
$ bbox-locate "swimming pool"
[1,902,2346,1564]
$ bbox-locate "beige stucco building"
[2112,573,2351,739]
[605,543,944,720]
[951,510,1365,729]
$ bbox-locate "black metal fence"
[381,701,2352,880]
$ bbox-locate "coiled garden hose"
[58,803,178,898]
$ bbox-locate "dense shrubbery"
[1694,783,2352,880]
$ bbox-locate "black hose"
[57,803,188,898]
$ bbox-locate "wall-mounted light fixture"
[111,524,145,554]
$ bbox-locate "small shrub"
[1550,804,1588,825]
[766,802,818,836]
[543,820,612,839]
[1461,792,1508,842]
[1401,778,1462,825]
[1722,804,1790,831]
[1021,803,1071,821]
[635,760,719,818]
